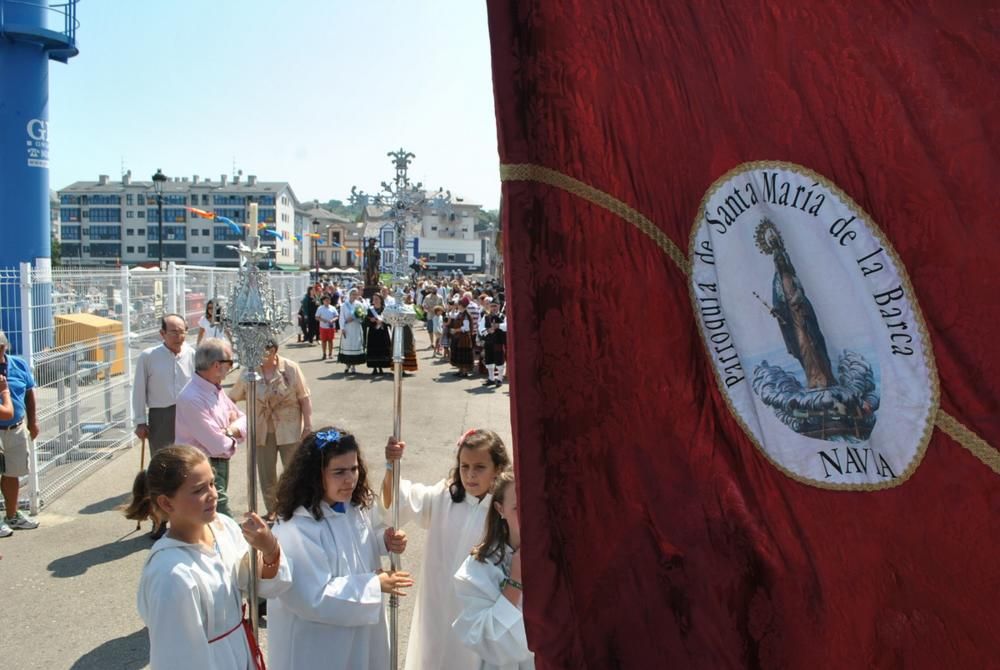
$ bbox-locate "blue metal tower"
[0,1,78,353]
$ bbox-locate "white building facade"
[57,172,300,268]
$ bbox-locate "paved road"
[1,335,512,669]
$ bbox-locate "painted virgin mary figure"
[757,220,835,389]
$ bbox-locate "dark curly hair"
[274,427,373,521]
[448,428,511,503]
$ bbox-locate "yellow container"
[54,313,125,378]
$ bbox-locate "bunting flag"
[260,228,283,240]
[487,2,999,669]
[185,207,243,235]
[185,206,215,220]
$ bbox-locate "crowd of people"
[122,294,529,669]
[297,276,509,387]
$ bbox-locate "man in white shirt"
[132,314,196,456]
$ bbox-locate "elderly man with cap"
[0,330,40,537]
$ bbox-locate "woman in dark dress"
[365,293,392,375]
[448,298,474,376]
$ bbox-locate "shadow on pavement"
[465,384,503,395]
[70,628,149,670]
[433,373,473,384]
[78,492,130,515]
[47,533,149,578]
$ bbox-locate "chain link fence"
[0,263,309,513]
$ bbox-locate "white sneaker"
[5,511,39,530]
[0,518,12,537]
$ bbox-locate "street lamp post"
[152,169,167,270]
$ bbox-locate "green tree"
[51,236,62,266]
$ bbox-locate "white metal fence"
[0,262,310,513]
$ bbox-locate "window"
[213,194,246,205]
[126,211,134,219]
[191,229,199,237]
[259,207,276,223]
[88,194,121,205]
[137,211,145,218]
[126,228,134,236]
[191,246,199,254]
[90,243,121,258]
[60,194,80,204]
[89,208,121,222]
[163,195,186,205]
[126,194,134,206]
[89,225,122,240]
[60,208,81,222]
[214,226,242,241]
[202,246,210,254]
[126,246,134,253]
[330,231,341,245]
[318,251,326,266]
[148,243,186,259]
[61,225,81,240]
[214,208,244,222]
[138,194,146,205]
[137,229,145,237]
[431,226,438,231]
[447,254,456,262]
[148,225,186,241]
[138,246,146,253]
[214,244,239,259]
[152,208,187,222]
[62,243,81,257]
[332,251,341,266]
[257,195,275,205]
[201,194,209,205]
[202,228,210,235]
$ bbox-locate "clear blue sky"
[49,0,501,209]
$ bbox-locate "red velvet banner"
[487,2,1000,668]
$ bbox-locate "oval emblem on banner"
[689,161,938,490]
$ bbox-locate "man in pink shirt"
[174,337,246,517]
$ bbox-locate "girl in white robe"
[453,472,534,670]
[383,428,512,670]
[338,289,367,374]
[126,445,291,670]
[268,427,411,670]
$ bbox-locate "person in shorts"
[0,330,40,537]
[316,295,339,361]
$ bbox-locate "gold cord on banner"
[500,162,998,476]
[499,164,690,274]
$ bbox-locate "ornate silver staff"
[381,285,415,670]
[353,149,448,670]
[224,202,291,637]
